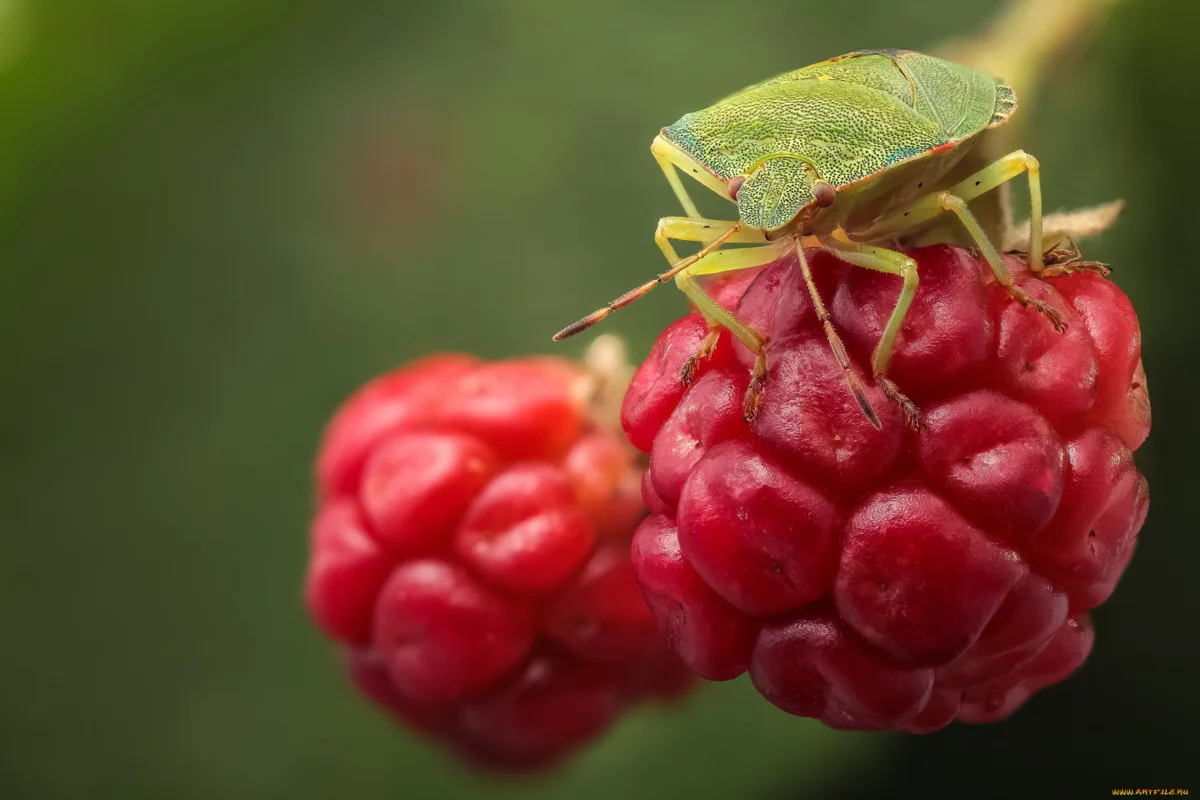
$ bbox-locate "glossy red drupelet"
[307,353,690,769]
[625,244,1150,731]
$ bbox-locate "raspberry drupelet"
[306,346,691,769]
[625,244,1149,732]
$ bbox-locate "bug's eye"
[814,180,836,208]
[727,175,746,200]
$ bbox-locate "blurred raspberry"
[307,348,690,769]
[625,244,1149,732]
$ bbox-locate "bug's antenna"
[553,280,657,341]
[553,224,743,341]
[792,234,882,431]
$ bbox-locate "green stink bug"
[556,49,1097,429]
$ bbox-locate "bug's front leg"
[653,216,782,389]
[653,142,705,219]
[790,234,883,431]
[820,233,921,430]
[654,216,770,262]
[653,215,821,265]
[671,258,775,421]
[674,243,789,388]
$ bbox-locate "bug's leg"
[677,242,789,384]
[1033,234,1112,278]
[654,216,769,263]
[868,151,1066,333]
[654,217,751,384]
[679,322,722,387]
[672,262,771,422]
[871,150,1045,271]
[656,216,791,384]
[937,192,1067,333]
[653,149,703,219]
[792,235,882,431]
[1009,201,1121,277]
[820,233,921,430]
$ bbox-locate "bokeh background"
[1,0,1196,797]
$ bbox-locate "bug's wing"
[718,52,912,105]
[751,81,950,186]
[728,51,1003,142]
[748,53,913,104]
[736,158,814,232]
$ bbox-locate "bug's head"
[653,125,835,234]
[652,126,793,227]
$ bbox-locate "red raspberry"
[307,351,690,769]
[625,244,1149,732]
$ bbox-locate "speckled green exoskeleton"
[555,48,1090,430]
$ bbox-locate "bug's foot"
[1009,237,1113,279]
[1005,283,1068,334]
[879,377,922,431]
[743,351,769,423]
[1028,298,1067,333]
[678,356,700,387]
[1041,238,1111,277]
[1038,258,1111,279]
[678,327,722,386]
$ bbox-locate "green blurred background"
[0,0,1196,797]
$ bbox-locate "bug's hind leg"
[1032,235,1112,279]
[820,233,921,430]
[937,193,1067,333]
[872,150,1047,271]
[866,151,1067,334]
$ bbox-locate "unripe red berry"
[307,351,689,769]
[625,244,1149,732]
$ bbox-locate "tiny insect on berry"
[625,244,1149,731]
[306,346,692,770]
[556,48,1108,431]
